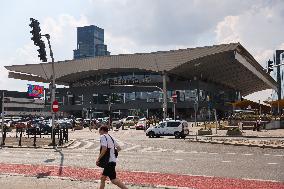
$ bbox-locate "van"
[146,120,189,139]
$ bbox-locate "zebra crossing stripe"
[123,145,141,152]
[82,141,94,149]
[68,141,81,149]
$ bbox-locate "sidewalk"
[0,174,158,189]
[0,163,283,189]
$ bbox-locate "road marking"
[140,147,154,152]
[123,145,141,152]
[76,154,83,157]
[242,178,280,182]
[82,141,93,149]
[175,159,183,161]
[243,153,253,156]
[68,141,81,149]
[274,155,284,157]
[226,153,236,155]
[221,161,232,163]
[26,153,30,155]
[209,152,218,155]
[268,163,279,165]
[199,151,208,154]
[264,154,270,156]
[174,150,186,154]
[189,151,198,154]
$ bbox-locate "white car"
[146,120,189,139]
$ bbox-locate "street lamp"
[110,84,167,120]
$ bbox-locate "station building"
[5,43,277,120]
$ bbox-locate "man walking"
[96,126,128,189]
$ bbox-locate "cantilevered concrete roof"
[5,43,277,96]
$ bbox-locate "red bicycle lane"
[0,163,283,189]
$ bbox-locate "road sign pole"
[1,91,4,147]
[173,103,176,121]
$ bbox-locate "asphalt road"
[0,128,283,182]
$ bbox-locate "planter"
[226,130,242,136]
[198,130,212,136]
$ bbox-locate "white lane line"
[243,153,253,156]
[227,153,236,155]
[264,154,270,156]
[174,150,187,154]
[221,161,232,163]
[242,178,280,182]
[189,151,198,154]
[82,141,93,149]
[26,153,30,155]
[209,152,218,155]
[199,151,208,154]
[274,155,284,157]
[140,147,154,152]
[76,154,83,157]
[175,159,183,161]
[123,145,141,152]
[68,141,81,149]
[268,163,279,165]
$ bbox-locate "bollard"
[16,128,18,138]
[33,128,36,147]
[59,128,63,146]
[2,127,7,145]
[19,129,22,146]
[66,128,68,142]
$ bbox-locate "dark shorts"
[102,162,116,180]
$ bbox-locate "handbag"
[98,135,110,168]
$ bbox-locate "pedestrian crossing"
[67,139,174,153]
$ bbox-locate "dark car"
[26,123,53,135]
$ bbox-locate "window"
[159,123,166,128]
[167,122,180,127]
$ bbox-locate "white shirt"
[100,134,118,163]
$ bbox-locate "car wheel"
[174,132,181,139]
[184,130,189,135]
[148,131,155,138]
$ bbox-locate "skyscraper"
[73,25,110,59]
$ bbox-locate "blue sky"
[0,0,283,103]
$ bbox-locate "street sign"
[172,94,177,104]
[52,100,59,112]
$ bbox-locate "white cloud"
[0,14,90,91]
[215,16,241,44]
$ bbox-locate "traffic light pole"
[43,34,56,147]
[1,92,4,147]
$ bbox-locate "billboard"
[28,84,44,98]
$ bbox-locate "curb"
[188,139,284,149]
[1,139,75,149]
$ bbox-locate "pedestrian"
[96,126,128,189]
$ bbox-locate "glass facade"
[73,25,110,59]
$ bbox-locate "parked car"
[112,118,123,129]
[135,120,146,130]
[123,116,139,126]
[146,120,189,139]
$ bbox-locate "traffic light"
[29,18,47,62]
[29,18,41,46]
[267,59,274,74]
[37,40,47,62]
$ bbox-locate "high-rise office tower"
[73,25,110,59]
